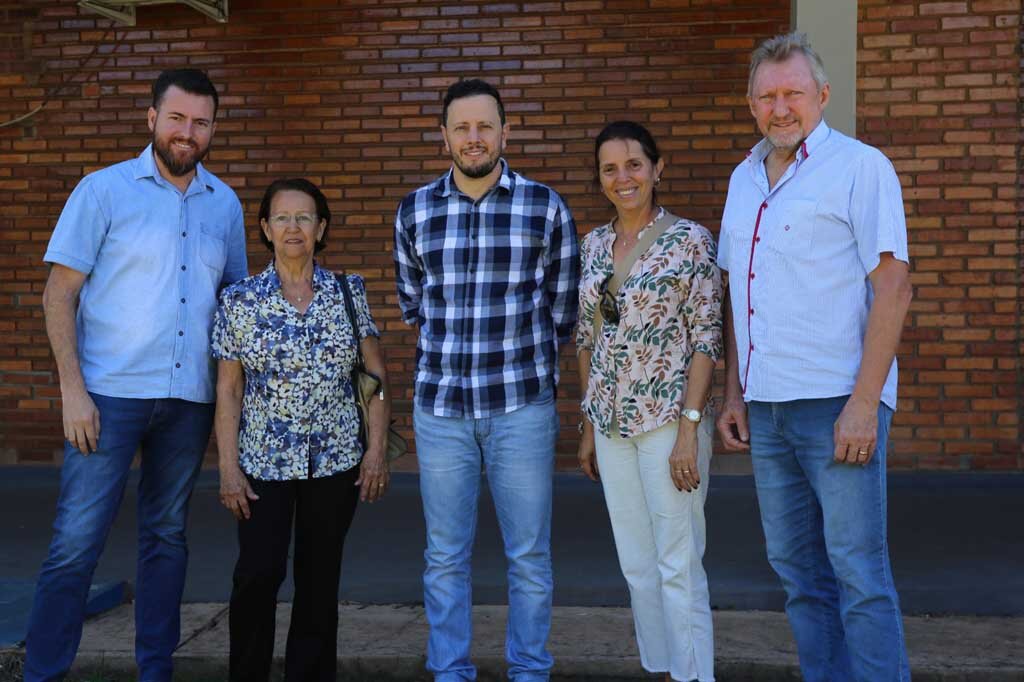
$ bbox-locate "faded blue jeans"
[24,394,213,682]
[413,385,558,682]
[748,396,910,682]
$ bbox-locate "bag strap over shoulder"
[334,271,366,370]
[593,210,679,338]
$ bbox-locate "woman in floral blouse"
[212,178,390,682]
[577,121,723,682]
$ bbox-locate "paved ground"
[2,467,1023,679]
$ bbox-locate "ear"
[500,122,510,152]
[440,125,451,154]
[818,82,831,109]
[260,219,272,245]
[317,219,326,242]
[147,106,157,133]
[746,95,756,119]
[655,157,665,178]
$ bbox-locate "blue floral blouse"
[211,261,379,481]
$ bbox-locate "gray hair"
[747,32,828,96]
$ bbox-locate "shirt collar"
[746,118,831,166]
[133,143,215,193]
[436,158,514,199]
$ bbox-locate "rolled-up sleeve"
[684,226,724,362]
[43,176,108,274]
[545,198,580,345]
[393,202,424,326]
[849,149,910,275]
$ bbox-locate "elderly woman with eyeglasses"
[211,178,390,682]
[576,121,723,682]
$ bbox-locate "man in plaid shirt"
[394,78,579,682]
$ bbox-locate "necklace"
[282,281,312,305]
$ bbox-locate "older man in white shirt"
[717,33,913,682]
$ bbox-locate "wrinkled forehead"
[750,53,818,94]
[269,189,317,213]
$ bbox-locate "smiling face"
[260,189,326,264]
[597,138,665,217]
[441,93,508,183]
[147,85,216,181]
[748,52,829,153]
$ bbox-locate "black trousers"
[228,465,360,682]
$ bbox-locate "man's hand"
[834,395,879,465]
[62,386,100,455]
[716,395,750,451]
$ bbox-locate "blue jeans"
[24,394,214,682]
[413,385,558,682]
[748,397,910,682]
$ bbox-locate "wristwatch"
[681,408,702,424]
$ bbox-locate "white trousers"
[594,419,715,682]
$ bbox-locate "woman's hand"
[577,419,599,482]
[219,463,259,520]
[668,423,700,492]
[357,445,389,503]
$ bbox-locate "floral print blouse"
[577,209,723,439]
[211,262,379,481]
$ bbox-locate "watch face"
[683,409,702,423]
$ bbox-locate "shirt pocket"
[767,199,817,258]
[199,221,228,272]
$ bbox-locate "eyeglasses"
[598,274,620,325]
[268,213,317,228]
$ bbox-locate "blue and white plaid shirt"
[394,160,580,418]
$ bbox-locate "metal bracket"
[78,0,228,27]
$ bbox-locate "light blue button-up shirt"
[44,144,248,403]
[718,121,909,410]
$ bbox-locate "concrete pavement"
[2,468,1023,679]
[54,603,1024,680]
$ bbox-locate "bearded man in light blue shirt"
[25,68,248,682]
[717,33,913,682]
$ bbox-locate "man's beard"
[766,122,803,154]
[453,148,500,179]
[153,134,210,177]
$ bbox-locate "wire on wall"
[0,23,125,129]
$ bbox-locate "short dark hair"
[152,69,219,117]
[593,121,663,202]
[257,178,331,253]
[441,78,505,127]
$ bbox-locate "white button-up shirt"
[718,121,909,409]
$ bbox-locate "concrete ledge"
[6,603,1006,681]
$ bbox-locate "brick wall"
[0,0,1020,471]
[857,0,1023,470]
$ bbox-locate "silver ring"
[857,449,868,455]
[377,483,384,487]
